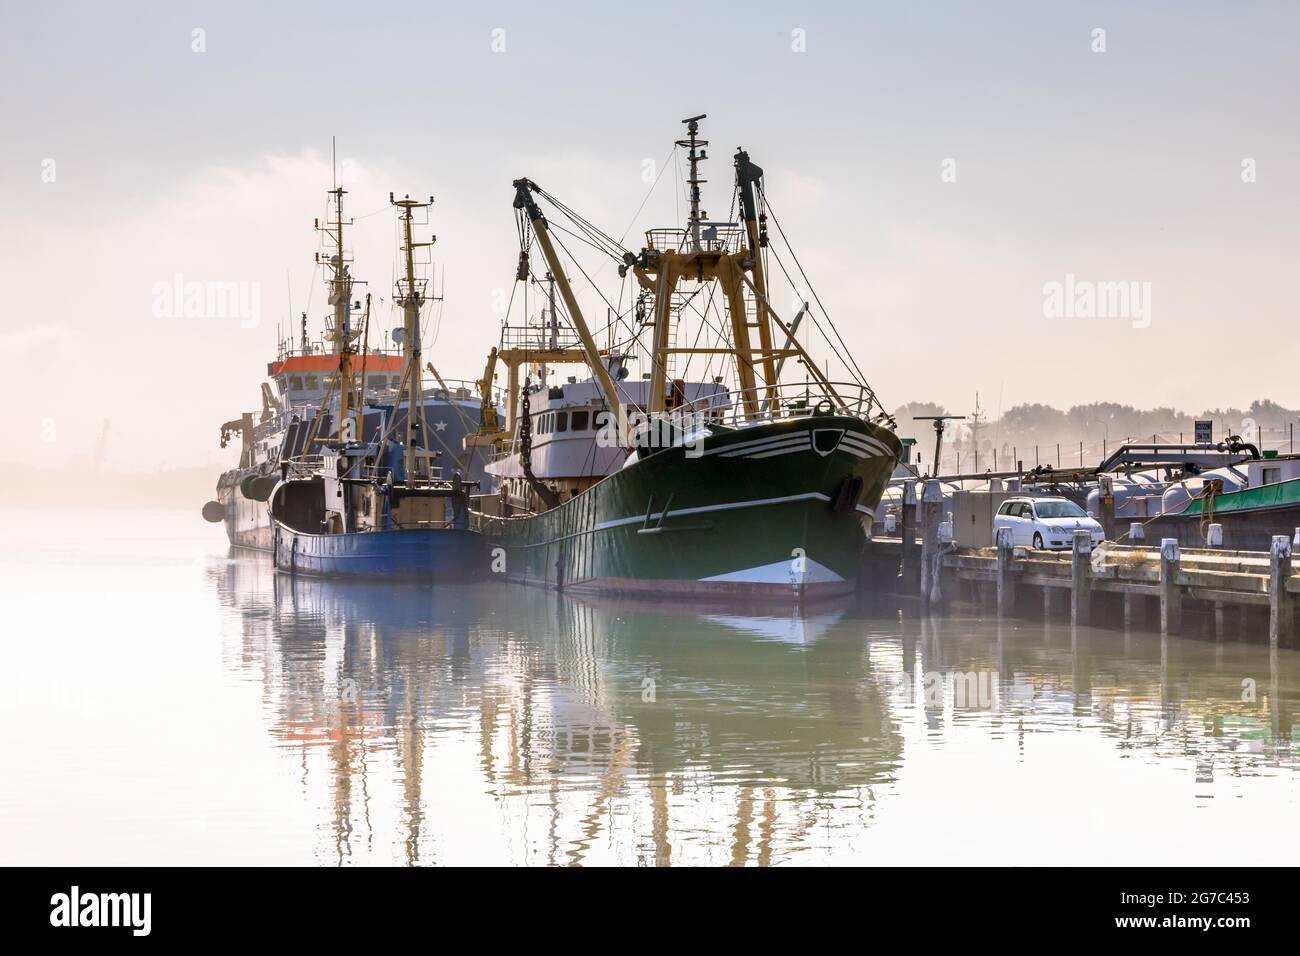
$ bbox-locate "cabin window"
[306,376,319,389]
[572,410,588,431]
[1262,467,1281,485]
[291,376,304,390]
[556,412,568,433]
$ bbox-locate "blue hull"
[272,522,490,581]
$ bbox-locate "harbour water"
[3,507,1298,866]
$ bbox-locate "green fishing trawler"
[467,116,901,602]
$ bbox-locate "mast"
[390,193,435,481]
[546,270,558,350]
[540,270,558,385]
[678,114,708,252]
[734,148,778,405]
[319,183,357,442]
[634,116,765,419]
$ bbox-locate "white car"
[993,496,1104,550]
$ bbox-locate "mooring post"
[996,526,1015,615]
[919,479,943,606]
[1123,592,1143,629]
[1160,538,1182,636]
[1269,535,1293,649]
[1098,475,1116,541]
[899,478,917,587]
[1071,529,1092,626]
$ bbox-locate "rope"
[1198,481,1220,544]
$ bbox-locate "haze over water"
[3,508,1297,866]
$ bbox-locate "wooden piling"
[899,479,917,586]
[1071,529,1092,626]
[877,523,1292,644]
[1123,592,1143,629]
[1160,538,1182,636]
[996,526,1015,616]
[919,479,943,606]
[1269,535,1292,649]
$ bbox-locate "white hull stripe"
[842,433,892,456]
[720,437,811,458]
[735,441,891,461]
[841,443,890,460]
[744,440,890,462]
[704,429,895,461]
[703,431,812,457]
[745,444,818,460]
[593,491,833,532]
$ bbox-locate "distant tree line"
[892,399,1300,473]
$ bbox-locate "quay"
[865,479,1298,647]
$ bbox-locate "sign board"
[1194,420,1212,444]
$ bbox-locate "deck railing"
[280,452,487,492]
[666,380,881,430]
[484,381,885,464]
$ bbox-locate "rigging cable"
[757,182,885,414]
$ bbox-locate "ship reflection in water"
[210,548,1300,866]
[3,510,1297,866]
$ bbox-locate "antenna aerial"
[676,115,709,251]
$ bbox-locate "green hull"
[476,414,901,602]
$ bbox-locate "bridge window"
[556,411,568,433]
[571,410,588,431]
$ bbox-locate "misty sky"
[3,1,1297,472]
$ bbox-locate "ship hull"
[271,522,489,580]
[477,415,900,602]
[213,392,495,553]
[216,472,273,550]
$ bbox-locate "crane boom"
[512,178,624,441]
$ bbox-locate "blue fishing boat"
[269,449,486,579]
[268,184,489,582]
